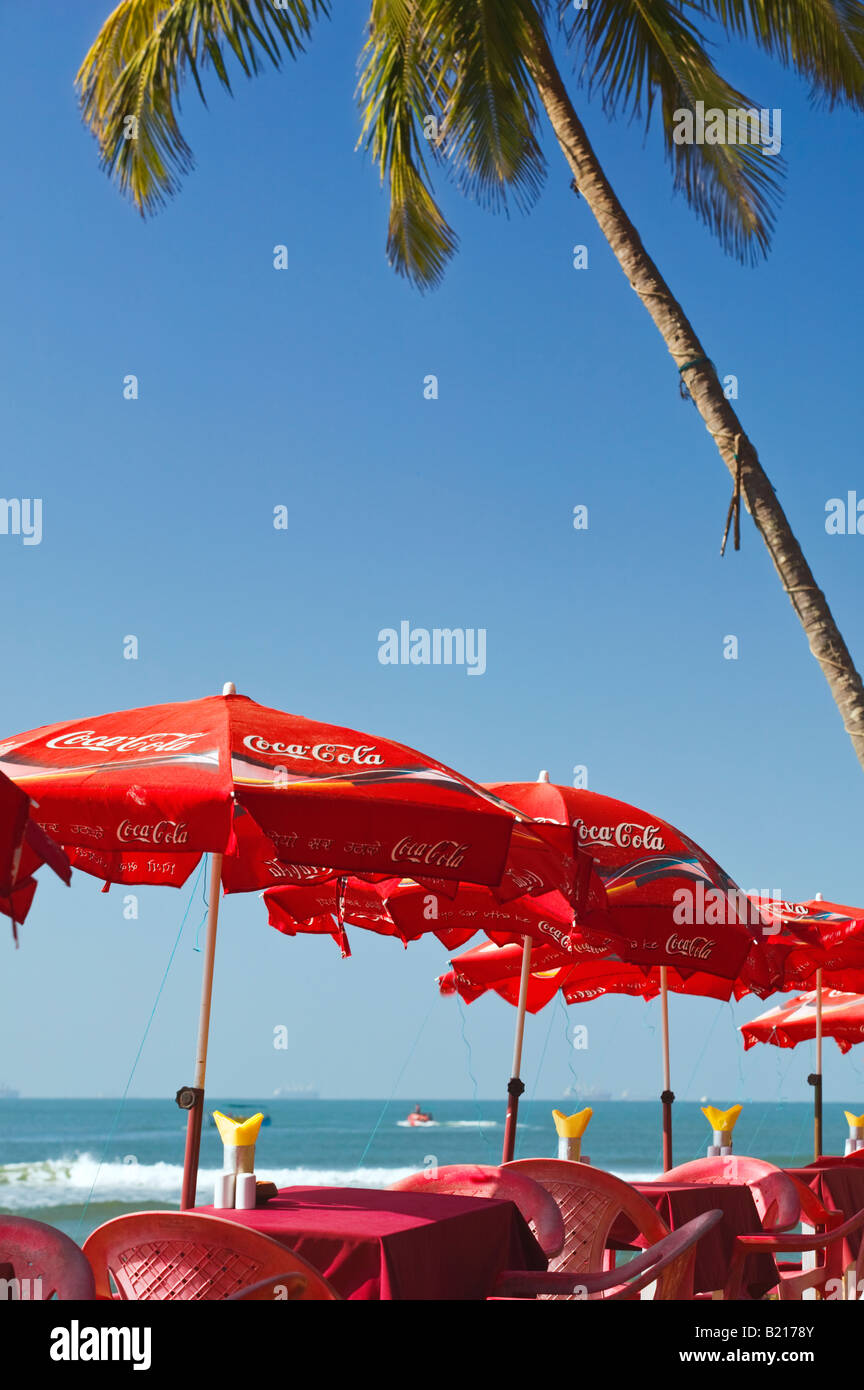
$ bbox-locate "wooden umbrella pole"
[180,850,224,1209]
[660,967,675,1172]
[502,936,532,1163]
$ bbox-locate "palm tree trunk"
[527,28,864,774]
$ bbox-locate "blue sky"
[1,3,863,1110]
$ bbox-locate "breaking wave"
[0,1155,419,1211]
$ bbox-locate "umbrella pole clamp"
[176,1085,204,1112]
[502,1077,525,1164]
[177,1086,205,1210]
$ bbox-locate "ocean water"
[0,1097,848,1242]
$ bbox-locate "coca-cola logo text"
[505,869,545,893]
[117,819,189,845]
[571,818,665,852]
[392,837,468,870]
[45,730,205,755]
[665,933,716,961]
[244,735,384,767]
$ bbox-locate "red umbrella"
[478,775,757,1166]
[740,898,864,992]
[0,686,583,1204]
[754,898,864,956]
[741,990,864,1055]
[0,768,70,940]
[486,777,755,973]
[738,896,864,1156]
[263,871,598,956]
[441,938,735,1011]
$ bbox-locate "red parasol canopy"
[0,768,71,941]
[0,694,586,901]
[263,869,601,958]
[484,779,757,980]
[741,990,864,1055]
[738,898,864,997]
[441,937,735,1012]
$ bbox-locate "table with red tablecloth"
[196,1185,546,1300]
[630,1181,778,1297]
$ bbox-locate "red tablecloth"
[196,1185,546,1300]
[632,1181,778,1297]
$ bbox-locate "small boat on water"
[405,1105,434,1127]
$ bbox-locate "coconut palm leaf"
[425,0,548,210]
[357,0,455,288]
[558,0,785,262]
[76,0,329,213]
[708,0,864,108]
[358,0,548,288]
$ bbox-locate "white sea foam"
[0,1155,419,1211]
[0,1152,662,1210]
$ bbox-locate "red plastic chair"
[504,1158,674,1297]
[0,1215,95,1300]
[662,1156,801,1232]
[491,1211,723,1301]
[82,1212,340,1301]
[389,1164,565,1258]
[724,1204,864,1300]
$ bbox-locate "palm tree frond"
[76,0,329,213]
[708,0,864,109]
[422,0,549,212]
[559,0,785,262]
[358,0,457,288]
[358,0,550,288]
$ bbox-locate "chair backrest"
[663,1156,801,1232]
[389,1164,565,1257]
[504,1158,671,1295]
[0,1215,95,1301]
[82,1212,339,1301]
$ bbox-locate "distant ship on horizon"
[0,1083,20,1099]
[273,1084,320,1099]
[563,1084,611,1101]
